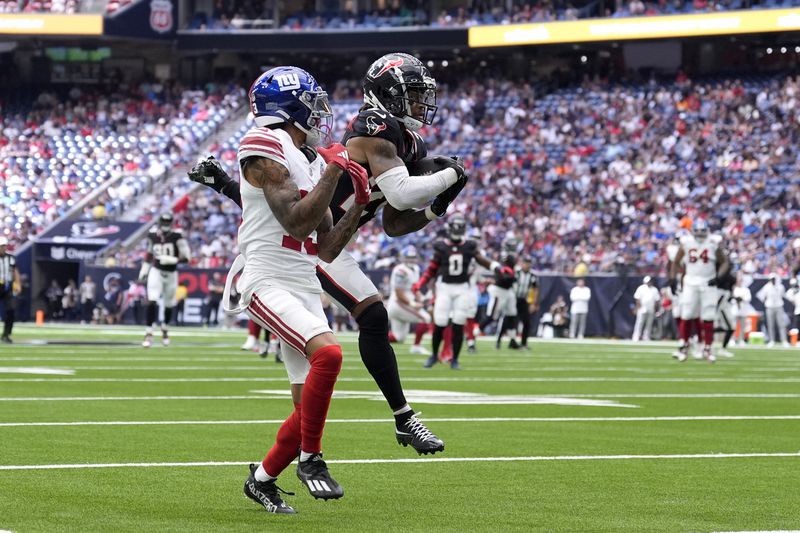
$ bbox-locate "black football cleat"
[395,413,445,455]
[243,464,296,514]
[296,454,343,500]
[508,338,520,350]
[423,355,438,368]
[450,360,461,370]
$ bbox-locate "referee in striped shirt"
[513,257,538,350]
[0,236,20,343]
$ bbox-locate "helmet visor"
[302,88,333,145]
[405,78,437,126]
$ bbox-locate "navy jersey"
[494,256,517,289]
[331,108,427,227]
[432,239,479,284]
[146,229,187,272]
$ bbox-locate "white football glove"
[157,256,179,266]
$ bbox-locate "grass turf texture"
[1,324,799,532]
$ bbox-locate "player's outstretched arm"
[347,136,461,211]
[243,156,343,243]
[474,251,501,273]
[382,165,469,237]
[188,157,242,208]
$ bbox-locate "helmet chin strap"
[402,115,423,131]
[365,90,423,131]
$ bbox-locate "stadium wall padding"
[60,266,795,337]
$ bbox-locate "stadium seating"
[163,72,800,277]
[0,84,244,250]
[186,0,800,30]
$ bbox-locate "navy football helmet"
[363,53,437,132]
[447,214,467,242]
[158,213,173,232]
[249,66,333,147]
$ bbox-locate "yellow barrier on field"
[468,8,800,47]
[0,14,103,36]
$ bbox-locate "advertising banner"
[469,8,800,47]
[0,14,102,35]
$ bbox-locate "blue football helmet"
[248,66,333,147]
[401,245,418,264]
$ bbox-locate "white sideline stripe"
[2,415,799,428]
[2,393,799,402]
[2,452,799,471]
[713,531,800,533]
[0,367,74,375]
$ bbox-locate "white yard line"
[2,452,799,471]
[2,415,799,428]
[1,393,798,402]
[2,376,800,383]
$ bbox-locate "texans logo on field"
[366,116,387,136]
[149,0,174,33]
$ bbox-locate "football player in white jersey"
[190,54,466,456]
[387,246,432,354]
[229,67,370,514]
[138,213,190,348]
[669,220,730,362]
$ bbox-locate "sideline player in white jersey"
[669,220,729,362]
[138,213,190,347]
[387,245,431,354]
[226,67,370,514]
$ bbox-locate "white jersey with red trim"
[679,233,722,285]
[237,126,326,293]
[388,263,419,305]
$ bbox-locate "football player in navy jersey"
[138,213,191,348]
[412,214,509,369]
[189,53,470,455]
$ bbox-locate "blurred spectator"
[62,279,78,321]
[569,278,591,338]
[756,273,788,347]
[44,279,63,319]
[632,276,659,341]
[784,277,800,332]
[79,274,96,324]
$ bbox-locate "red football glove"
[411,280,423,293]
[317,143,350,171]
[347,160,370,205]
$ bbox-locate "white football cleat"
[241,335,257,351]
[142,334,153,348]
[717,348,734,358]
[410,344,431,355]
[672,344,689,362]
[767,341,775,348]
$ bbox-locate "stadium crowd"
[178,72,800,277]
[186,0,794,30]
[0,82,244,251]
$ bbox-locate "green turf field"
[1,324,799,533]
